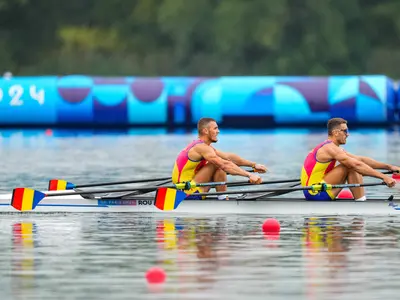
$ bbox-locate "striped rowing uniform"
[171,139,209,199]
[300,140,337,200]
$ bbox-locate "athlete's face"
[206,121,219,143]
[333,124,349,145]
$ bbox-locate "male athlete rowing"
[300,117,399,201]
[171,117,267,200]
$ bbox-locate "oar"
[239,170,398,200]
[47,169,398,191]
[154,181,388,211]
[241,181,301,200]
[47,168,259,191]
[10,176,312,212]
[48,176,172,191]
[228,178,298,187]
[115,179,172,197]
[11,179,258,211]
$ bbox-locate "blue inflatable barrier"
[0,75,397,127]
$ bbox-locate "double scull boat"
[0,189,398,215]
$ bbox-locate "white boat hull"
[0,191,399,215]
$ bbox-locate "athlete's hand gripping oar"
[47,168,259,191]
[11,179,258,211]
[154,181,389,211]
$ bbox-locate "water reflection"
[155,218,223,292]
[2,215,400,299]
[11,222,38,298]
[302,217,348,299]
[300,216,400,299]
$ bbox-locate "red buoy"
[337,189,353,199]
[145,267,166,284]
[392,173,400,180]
[262,218,281,233]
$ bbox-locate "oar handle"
[384,170,399,175]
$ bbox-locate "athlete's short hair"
[327,117,347,135]
[197,117,216,135]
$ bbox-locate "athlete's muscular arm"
[214,149,267,173]
[324,145,388,180]
[214,149,255,167]
[346,153,399,172]
[196,145,257,179]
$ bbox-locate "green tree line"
[1,0,400,77]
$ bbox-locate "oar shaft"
[45,186,173,197]
[76,178,298,191]
[228,179,299,187]
[329,182,386,189]
[212,170,394,189]
[44,180,249,197]
[221,171,393,187]
[45,171,393,197]
[76,177,171,188]
[188,182,387,196]
[69,173,391,189]
[62,168,258,189]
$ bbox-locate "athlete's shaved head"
[327,117,347,135]
[197,117,217,135]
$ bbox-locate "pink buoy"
[262,218,281,233]
[145,267,166,284]
[337,189,353,199]
[392,173,400,180]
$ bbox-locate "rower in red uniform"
[171,117,267,200]
[300,117,399,201]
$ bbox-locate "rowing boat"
[0,189,398,215]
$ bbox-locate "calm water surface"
[0,128,400,300]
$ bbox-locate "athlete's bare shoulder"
[322,142,348,160]
[189,143,213,160]
[193,142,210,149]
[316,142,340,161]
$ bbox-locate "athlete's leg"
[347,170,364,199]
[193,163,224,192]
[323,164,365,199]
[212,168,227,192]
[323,164,349,198]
